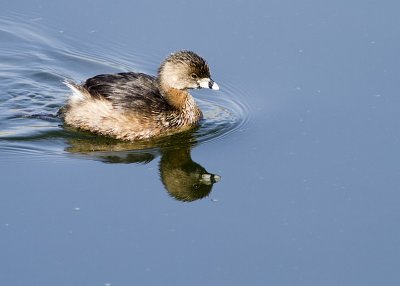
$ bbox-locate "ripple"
[0,15,249,160]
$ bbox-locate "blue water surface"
[1,1,400,285]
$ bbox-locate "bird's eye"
[191,73,198,79]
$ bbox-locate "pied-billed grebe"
[62,50,219,141]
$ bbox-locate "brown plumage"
[61,50,219,141]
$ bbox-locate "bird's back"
[81,72,170,112]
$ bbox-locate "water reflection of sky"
[1,1,400,285]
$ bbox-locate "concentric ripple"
[0,15,249,160]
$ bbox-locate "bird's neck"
[161,85,190,110]
[159,83,202,124]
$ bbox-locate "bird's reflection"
[64,129,220,202]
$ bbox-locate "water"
[1,1,400,285]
